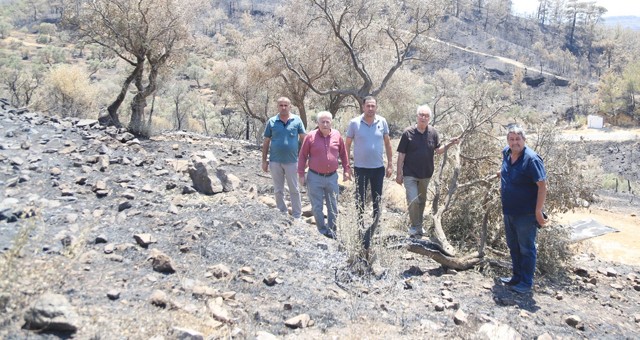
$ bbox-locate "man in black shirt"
[395,105,459,236]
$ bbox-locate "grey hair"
[416,104,432,116]
[506,124,526,139]
[316,111,332,121]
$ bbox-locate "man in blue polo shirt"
[346,96,393,252]
[499,125,547,294]
[262,97,306,219]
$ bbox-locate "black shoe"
[499,277,519,286]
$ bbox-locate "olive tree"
[62,0,205,136]
[407,73,596,270]
[269,0,448,113]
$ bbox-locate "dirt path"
[560,126,640,141]
[557,208,640,266]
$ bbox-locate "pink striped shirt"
[298,129,350,176]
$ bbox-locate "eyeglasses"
[417,114,430,118]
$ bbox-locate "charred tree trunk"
[101,61,143,128]
[406,238,483,270]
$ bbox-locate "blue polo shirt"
[346,114,389,168]
[500,146,546,215]
[263,114,306,163]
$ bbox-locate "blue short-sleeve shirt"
[500,146,547,215]
[263,114,306,164]
[346,114,389,168]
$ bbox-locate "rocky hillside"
[1,101,640,339]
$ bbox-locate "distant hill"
[603,16,640,30]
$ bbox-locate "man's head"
[316,111,332,135]
[362,96,377,117]
[416,104,432,127]
[277,97,291,116]
[506,125,526,155]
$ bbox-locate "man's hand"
[395,174,403,185]
[343,170,352,181]
[299,175,305,187]
[261,160,269,173]
[536,210,547,227]
[385,166,393,178]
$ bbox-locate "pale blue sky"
[511,0,640,17]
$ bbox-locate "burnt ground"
[1,104,639,339]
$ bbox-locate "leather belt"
[308,169,336,177]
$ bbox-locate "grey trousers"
[403,176,431,228]
[306,171,339,230]
[270,162,302,218]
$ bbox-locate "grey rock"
[107,290,120,300]
[76,119,98,128]
[209,264,231,279]
[149,249,176,273]
[150,290,170,308]
[453,309,467,325]
[172,327,204,340]
[216,168,240,192]
[477,322,522,340]
[188,160,223,195]
[23,293,79,332]
[134,233,157,248]
[285,313,312,329]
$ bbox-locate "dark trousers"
[354,166,385,249]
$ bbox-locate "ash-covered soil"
[1,103,639,339]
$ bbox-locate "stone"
[537,333,554,340]
[92,180,107,191]
[610,283,624,291]
[259,196,277,208]
[188,159,223,195]
[255,331,278,340]
[477,322,522,340]
[192,286,219,299]
[104,243,115,254]
[172,327,204,340]
[207,299,231,323]
[564,315,584,330]
[453,309,468,325]
[133,233,157,248]
[76,119,98,128]
[209,264,231,279]
[238,266,253,275]
[263,272,279,286]
[150,290,170,308]
[107,290,120,300]
[23,293,79,332]
[118,201,132,212]
[149,249,176,274]
[216,168,240,192]
[117,132,135,143]
[285,313,312,329]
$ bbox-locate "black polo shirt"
[396,125,440,179]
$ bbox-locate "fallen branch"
[404,238,484,270]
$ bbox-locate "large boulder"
[23,293,80,332]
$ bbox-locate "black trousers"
[354,166,385,249]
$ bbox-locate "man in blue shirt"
[262,97,306,219]
[499,125,547,294]
[346,96,393,252]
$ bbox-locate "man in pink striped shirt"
[298,111,352,238]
